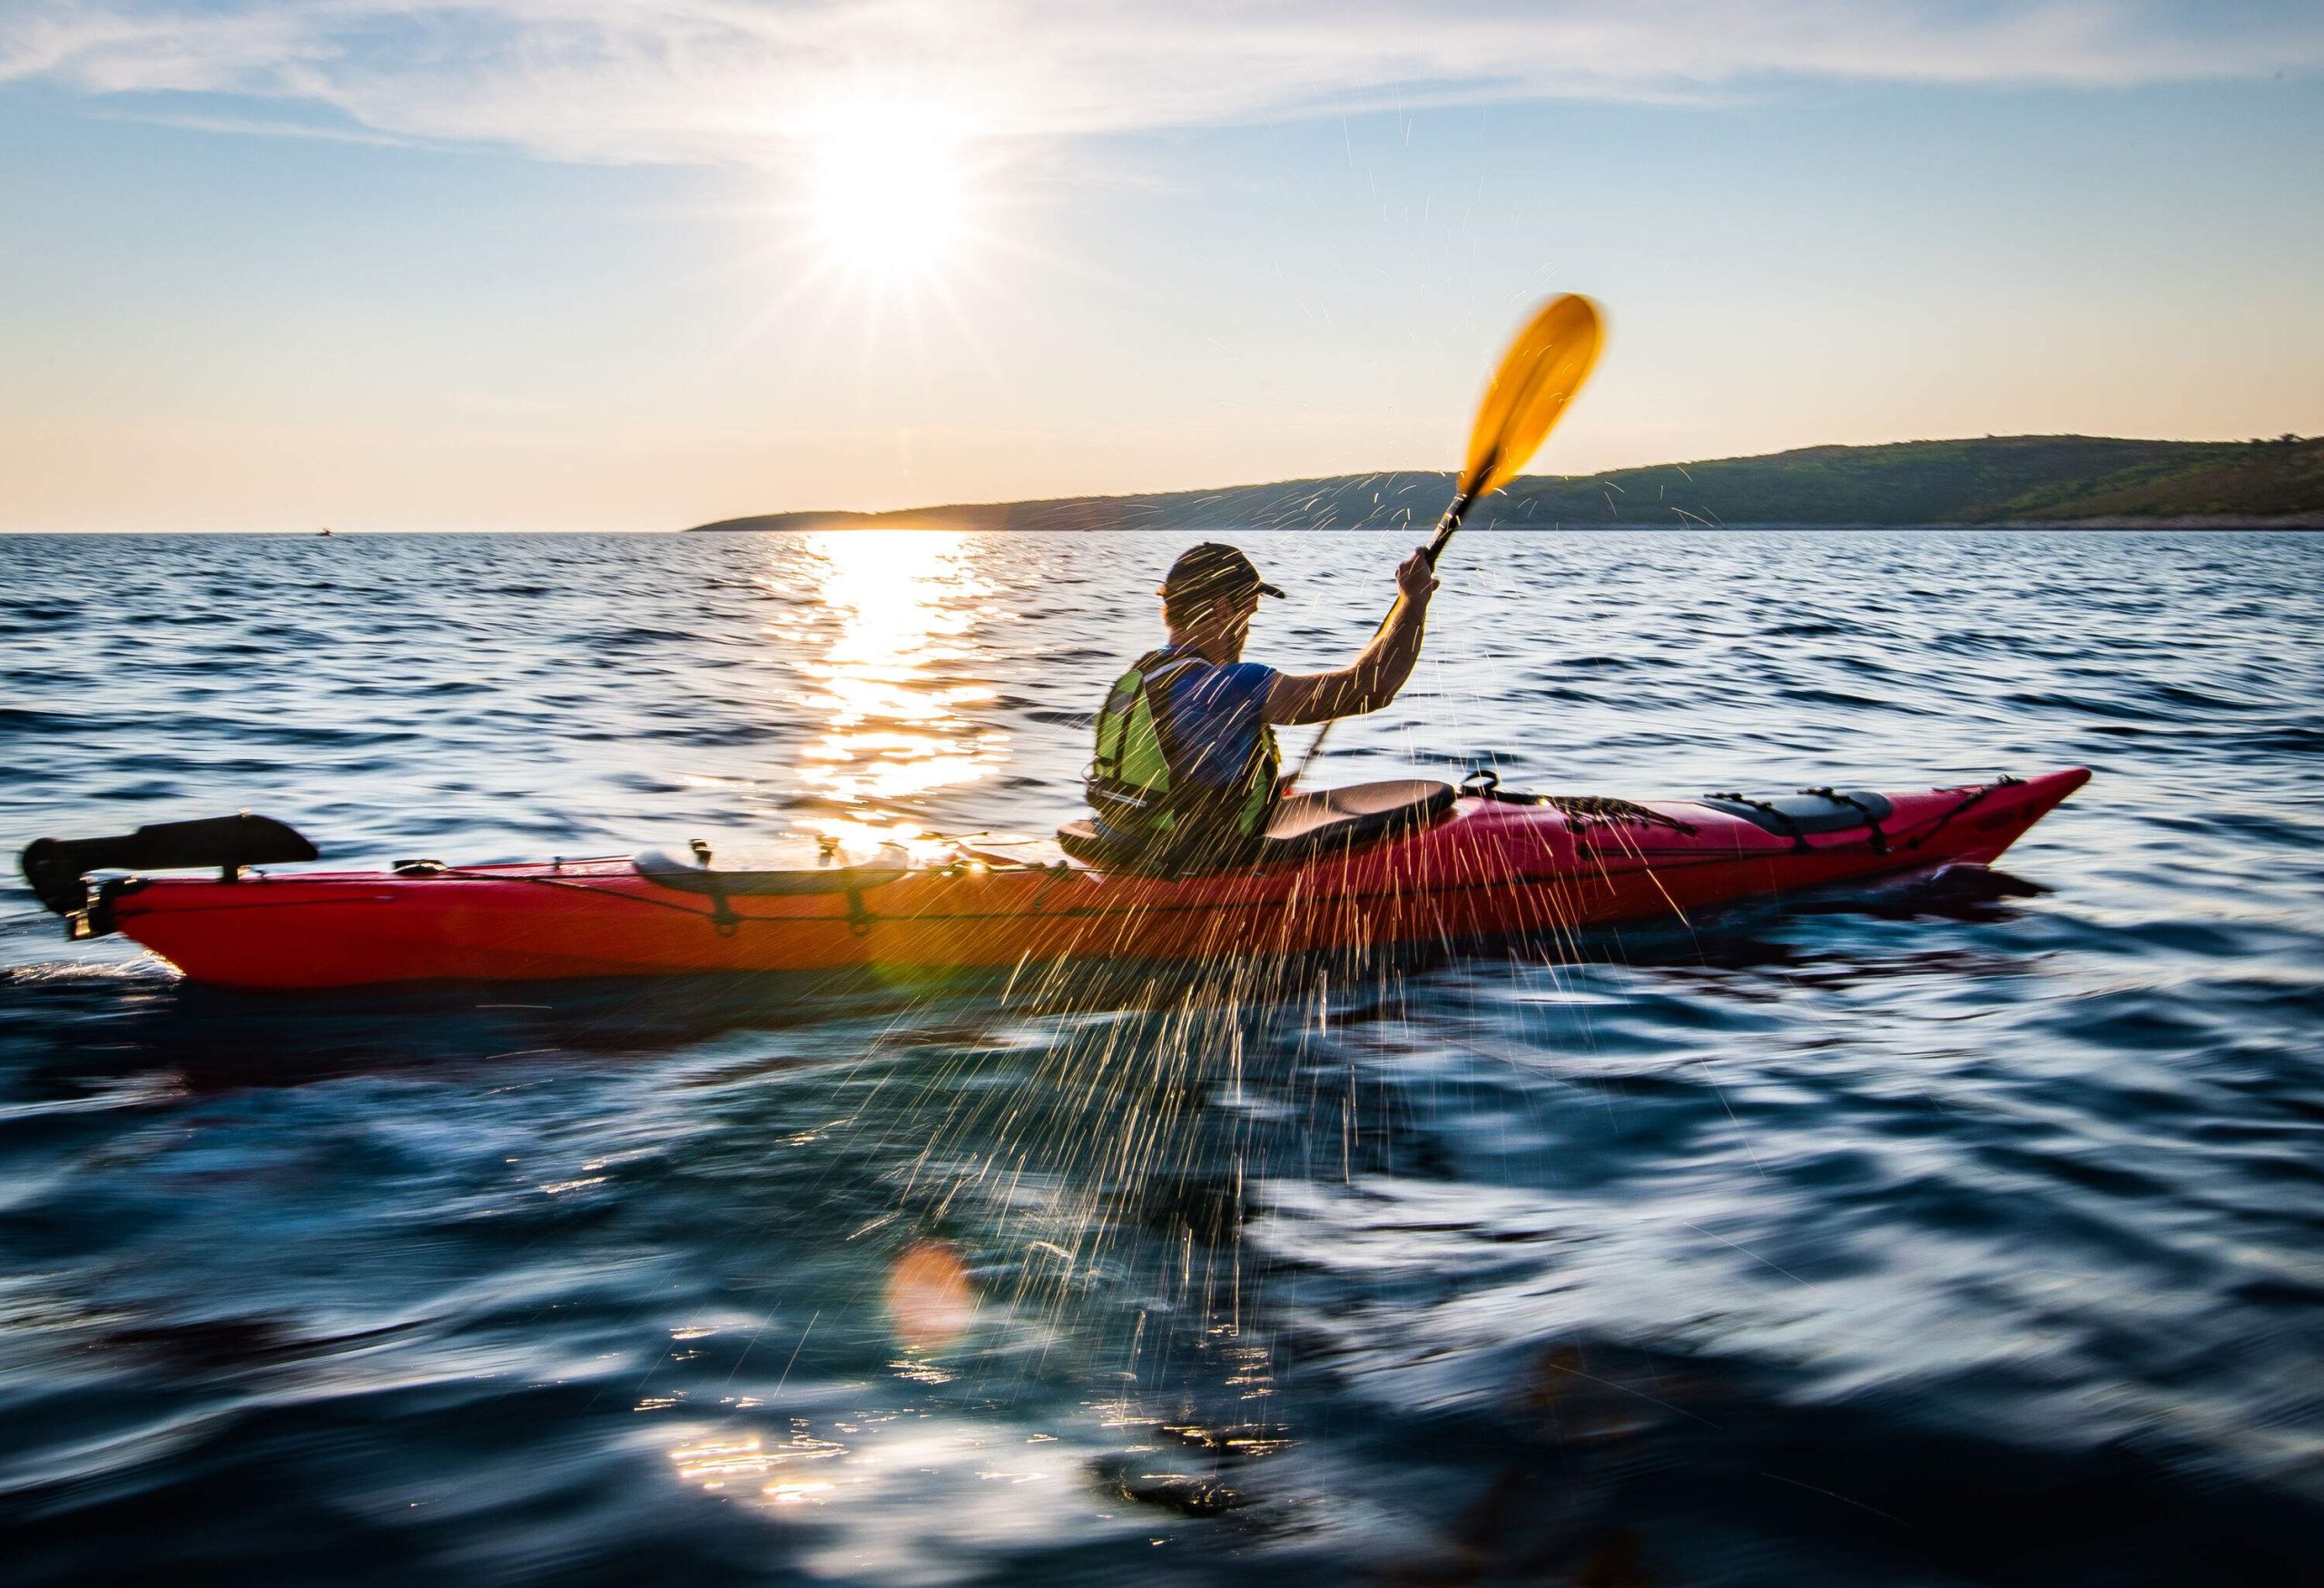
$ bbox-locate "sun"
[803,105,970,281]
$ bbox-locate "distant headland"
[686,434,2322,533]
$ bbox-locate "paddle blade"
[1462,293,1602,499]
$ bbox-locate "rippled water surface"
[3,529,2321,1584]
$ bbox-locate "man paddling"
[1085,542,1439,870]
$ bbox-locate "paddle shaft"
[1423,490,1471,567]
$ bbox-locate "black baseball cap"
[1157,543,1285,604]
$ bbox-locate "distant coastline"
[685,434,2324,533]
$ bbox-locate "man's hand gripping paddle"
[1288,292,1603,788]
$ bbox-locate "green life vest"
[1086,647,1280,864]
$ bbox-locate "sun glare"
[804,106,970,281]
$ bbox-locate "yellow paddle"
[1289,292,1603,786]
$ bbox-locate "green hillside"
[686,434,2322,533]
[1984,435,2324,519]
[1494,434,2320,525]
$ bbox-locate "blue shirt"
[1151,647,1278,789]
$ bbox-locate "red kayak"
[21,768,2089,991]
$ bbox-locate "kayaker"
[1086,542,1438,868]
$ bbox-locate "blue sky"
[2,2,2319,530]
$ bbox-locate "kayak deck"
[74,768,2092,990]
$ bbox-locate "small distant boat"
[318,528,333,537]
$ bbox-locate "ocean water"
[2,528,2319,1585]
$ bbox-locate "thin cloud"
[3,1,2317,165]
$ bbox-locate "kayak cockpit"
[1055,777,1456,873]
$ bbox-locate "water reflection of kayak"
[24,767,2088,991]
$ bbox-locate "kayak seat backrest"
[1057,779,1456,873]
[1261,779,1458,846]
[1694,788,1895,836]
[635,846,911,896]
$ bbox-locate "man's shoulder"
[1171,658,1277,706]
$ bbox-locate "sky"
[1,1,2319,531]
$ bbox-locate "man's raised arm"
[1262,548,1439,727]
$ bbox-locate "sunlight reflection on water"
[785,529,1004,856]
